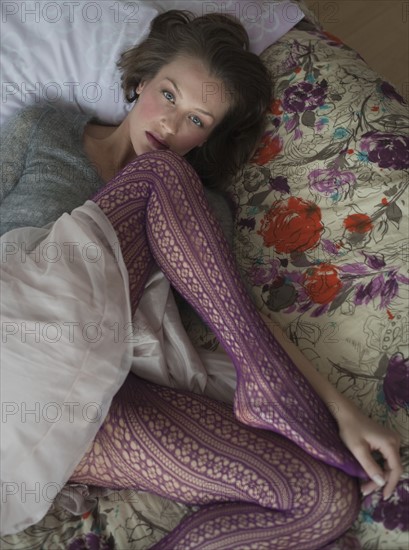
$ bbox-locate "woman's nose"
[161,112,180,135]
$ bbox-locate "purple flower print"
[383,353,409,411]
[355,272,399,308]
[372,480,409,531]
[308,168,356,197]
[380,276,399,308]
[362,251,386,269]
[248,259,280,286]
[322,239,339,256]
[269,176,290,194]
[355,274,384,306]
[360,131,409,170]
[380,81,405,104]
[283,80,328,114]
[67,533,114,550]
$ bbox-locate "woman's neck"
[83,118,136,183]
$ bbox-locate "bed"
[1,1,408,548]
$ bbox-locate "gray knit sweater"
[0,105,103,236]
[0,105,233,239]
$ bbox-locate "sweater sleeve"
[0,107,46,203]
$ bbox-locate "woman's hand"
[337,405,402,500]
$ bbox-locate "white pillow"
[1,0,304,126]
[151,0,304,55]
[1,1,157,125]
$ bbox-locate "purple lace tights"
[71,151,362,547]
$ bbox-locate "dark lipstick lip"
[146,131,169,150]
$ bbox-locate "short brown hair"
[118,10,272,189]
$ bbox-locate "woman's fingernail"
[371,474,386,487]
[362,489,373,497]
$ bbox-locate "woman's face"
[128,56,231,157]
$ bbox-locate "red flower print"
[270,99,283,115]
[303,264,343,304]
[343,213,373,233]
[251,133,283,165]
[258,197,323,253]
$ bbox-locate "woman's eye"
[190,115,203,128]
[162,90,203,128]
[163,90,174,102]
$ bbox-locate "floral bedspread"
[225,20,409,549]
[2,19,408,550]
[0,490,190,549]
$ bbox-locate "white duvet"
[0,201,235,535]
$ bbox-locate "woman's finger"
[358,432,402,499]
[360,480,378,496]
[380,440,403,500]
[351,443,387,487]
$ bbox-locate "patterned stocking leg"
[71,374,360,549]
[91,150,364,478]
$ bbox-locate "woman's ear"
[136,81,146,95]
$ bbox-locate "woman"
[0,10,401,547]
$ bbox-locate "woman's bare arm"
[264,314,403,500]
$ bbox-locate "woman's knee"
[125,150,200,185]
